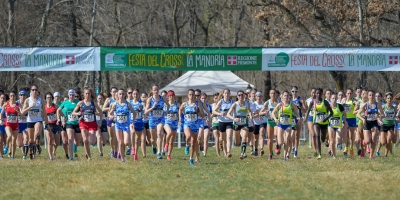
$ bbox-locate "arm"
[300,99,307,113]
[178,102,185,122]
[41,100,48,124]
[377,103,384,124]
[108,102,116,118]
[356,103,367,123]
[94,103,103,122]
[247,103,253,120]
[324,100,333,121]
[127,103,136,121]
[144,98,156,115]
[212,100,222,116]
[258,102,268,116]
[102,98,110,112]
[72,102,82,116]
[0,104,6,121]
[226,103,237,121]
[271,103,281,124]
[292,104,300,120]
[303,101,312,124]
[197,102,205,118]
[21,98,33,114]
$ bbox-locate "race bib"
[83,111,95,122]
[236,116,247,125]
[185,113,198,122]
[212,116,218,123]
[167,113,178,121]
[330,117,340,127]
[7,114,17,123]
[17,115,22,121]
[315,112,326,123]
[267,108,274,120]
[367,113,377,121]
[47,113,57,123]
[152,108,163,118]
[28,109,40,118]
[343,104,351,113]
[280,114,290,125]
[135,111,143,119]
[257,115,265,122]
[116,113,128,123]
[96,115,101,122]
[385,112,395,120]
[67,112,79,122]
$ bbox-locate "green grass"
[1,143,400,200]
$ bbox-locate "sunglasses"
[31,89,38,91]
[19,94,26,96]
[237,94,243,97]
[46,97,52,99]
[127,92,132,94]
[291,90,298,93]
[75,96,79,98]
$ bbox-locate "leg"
[11,130,18,158]
[67,129,75,160]
[226,128,233,155]
[203,128,210,156]
[212,129,221,156]
[61,130,68,156]
[156,123,164,156]
[328,127,336,157]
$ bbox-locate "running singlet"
[365,102,378,121]
[267,100,277,122]
[330,105,343,128]
[45,104,58,124]
[306,97,314,117]
[233,101,249,126]
[343,99,356,119]
[165,102,179,128]
[202,103,212,126]
[218,99,233,123]
[149,96,164,119]
[60,99,80,125]
[5,102,19,124]
[313,99,328,125]
[383,104,395,125]
[80,101,96,123]
[184,101,199,132]
[292,96,303,117]
[16,100,27,123]
[211,103,219,127]
[278,102,293,126]
[115,102,130,127]
[253,101,265,125]
[130,100,144,123]
[27,97,43,122]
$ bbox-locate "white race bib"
[116,113,128,123]
[236,116,247,125]
[83,112,95,122]
[315,112,326,123]
[67,112,79,122]
[280,114,290,125]
[330,117,340,127]
[167,113,178,121]
[7,114,18,123]
[47,113,57,123]
[185,113,198,122]
[152,109,163,118]
[29,109,40,118]
[367,113,377,121]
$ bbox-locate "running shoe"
[114,151,118,158]
[190,158,194,165]
[282,157,286,161]
[134,154,138,161]
[243,153,247,158]
[164,144,168,153]
[85,154,89,159]
[376,151,380,157]
[317,155,322,160]
[75,153,78,158]
[117,153,121,159]
[122,158,126,162]
[185,145,190,155]
[126,148,131,155]
[157,153,162,159]
[328,150,332,157]
[250,147,254,155]
[131,147,136,156]
[366,147,371,153]
[325,141,329,147]
[228,152,232,158]
[254,151,258,156]
[390,153,394,157]
[268,155,272,161]
[3,146,8,154]
[10,156,14,160]
[162,151,166,156]
[37,145,42,155]
[70,157,74,161]
[199,143,203,152]
[275,145,281,155]
[360,150,365,158]
[195,157,199,162]
[314,152,318,157]
[53,151,56,156]
[240,154,244,160]
[110,151,114,158]
[50,158,54,161]
[333,156,336,159]
[152,146,157,155]
[219,143,223,152]
[100,153,103,157]
[261,149,265,156]
[337,144,342,150]
[29,154,33,160]
[291,147,295,154]
[350,148,354,156]
[22,156,26,160]
[167,155,171,160]
[357,149,361,156]
[8,152,11,157]
[294,150,298,158]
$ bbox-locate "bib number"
[185,113,198,122]
[167,113,178,121]
[367,113,377,121]
[7,114,17,123]
[212,116,218,123]
[236,117,247,125]
[152,109,163,118]
[83,111,95,122]
[116,113,128,123]
[29,109,40,118]
[47,113,57,123]
[315,113,326,123]
[330,117,340,127]
[279,115,290,125]
[344,104,351,113]
[67,112,79,122]
[385,113,395,120]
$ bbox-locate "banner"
[0,47,100,71]
[262,48,400,71]
[101,47,262,71]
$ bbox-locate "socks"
[241,142,247,154]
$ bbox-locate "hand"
[323,117,329,122]
[274,119,279,124]
[362,119,366,124]
[62,121,66,127]
[234,118,240,123]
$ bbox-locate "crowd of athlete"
[0,85,398,164]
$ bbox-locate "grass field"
[1,143,400,200]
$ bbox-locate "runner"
[291,86,306,158]
[271,91,300,161]
[145,84,167,159]
[103,87,118,158]
[377,92,396,157]
[17,90,28,159]
[211,92,222,156]
[354,88,368,156]
[108,88,135,162]
[199,93,212,157]
[341,88,357,156]
[140,92,151,147]
[179,89,205,164]
[328,93,346,158]
[245,93,255,156]
[22,85,48,159]
[95,94,107,156]
[0,91,21,159]
[260,89,279,160]
[72,88,103,161]
[252,92,265,157]
[127,89,145,160]
[304,88,333,159]
[305,88,317,156]
[57,89,81,161]
[357,90,384,159]
[212,88,234,158]
[163,90,180,160]
[227,90,253,159]
[44,92,59,161]
[52,92,64,157]
[0,94,6,159]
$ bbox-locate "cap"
[68,89,76,95]
[19,90,27,95]
[53,92,60,97]
[255,92,262,96]
[167,91,175,97]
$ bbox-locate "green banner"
[101,47,262,71]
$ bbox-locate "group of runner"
[0,84,398,164]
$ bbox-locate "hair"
[356,86,362,90]
[337,90,344,94]
[361,87,368,92]
[251,89,257,93]
[7,91,16,102]
[217,90,224,100]
[223,88,230,93]
[325,89,332,94]
[376,92,383,98]
[367,90,375,95]
[97,93,104,98]
[45,92,54,100]
[141,92,148,97]
[346,88,353,93]
[282,90,290,96]
[0,88,4,94]
[316,88,323,96]
[1,93,9,102]
[237,90,245,95]
[31,84,39,89]
[276,90,280,96]
[292,86,299,90]
[385,92,393,97]
[188,89,195,93]
[201,92,207,98]
[195,89,201,93]
[161,90,168,95]
[84,88,95,100]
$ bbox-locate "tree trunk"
[113,0,122,46]
[329,71,344,91]
[34,0,52,46]
[8,0,17,91]
[103,71,110,96]
[68,0,77,47]
[263,71,271,101]
[89,0,97,90]
[357,0,366,87]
